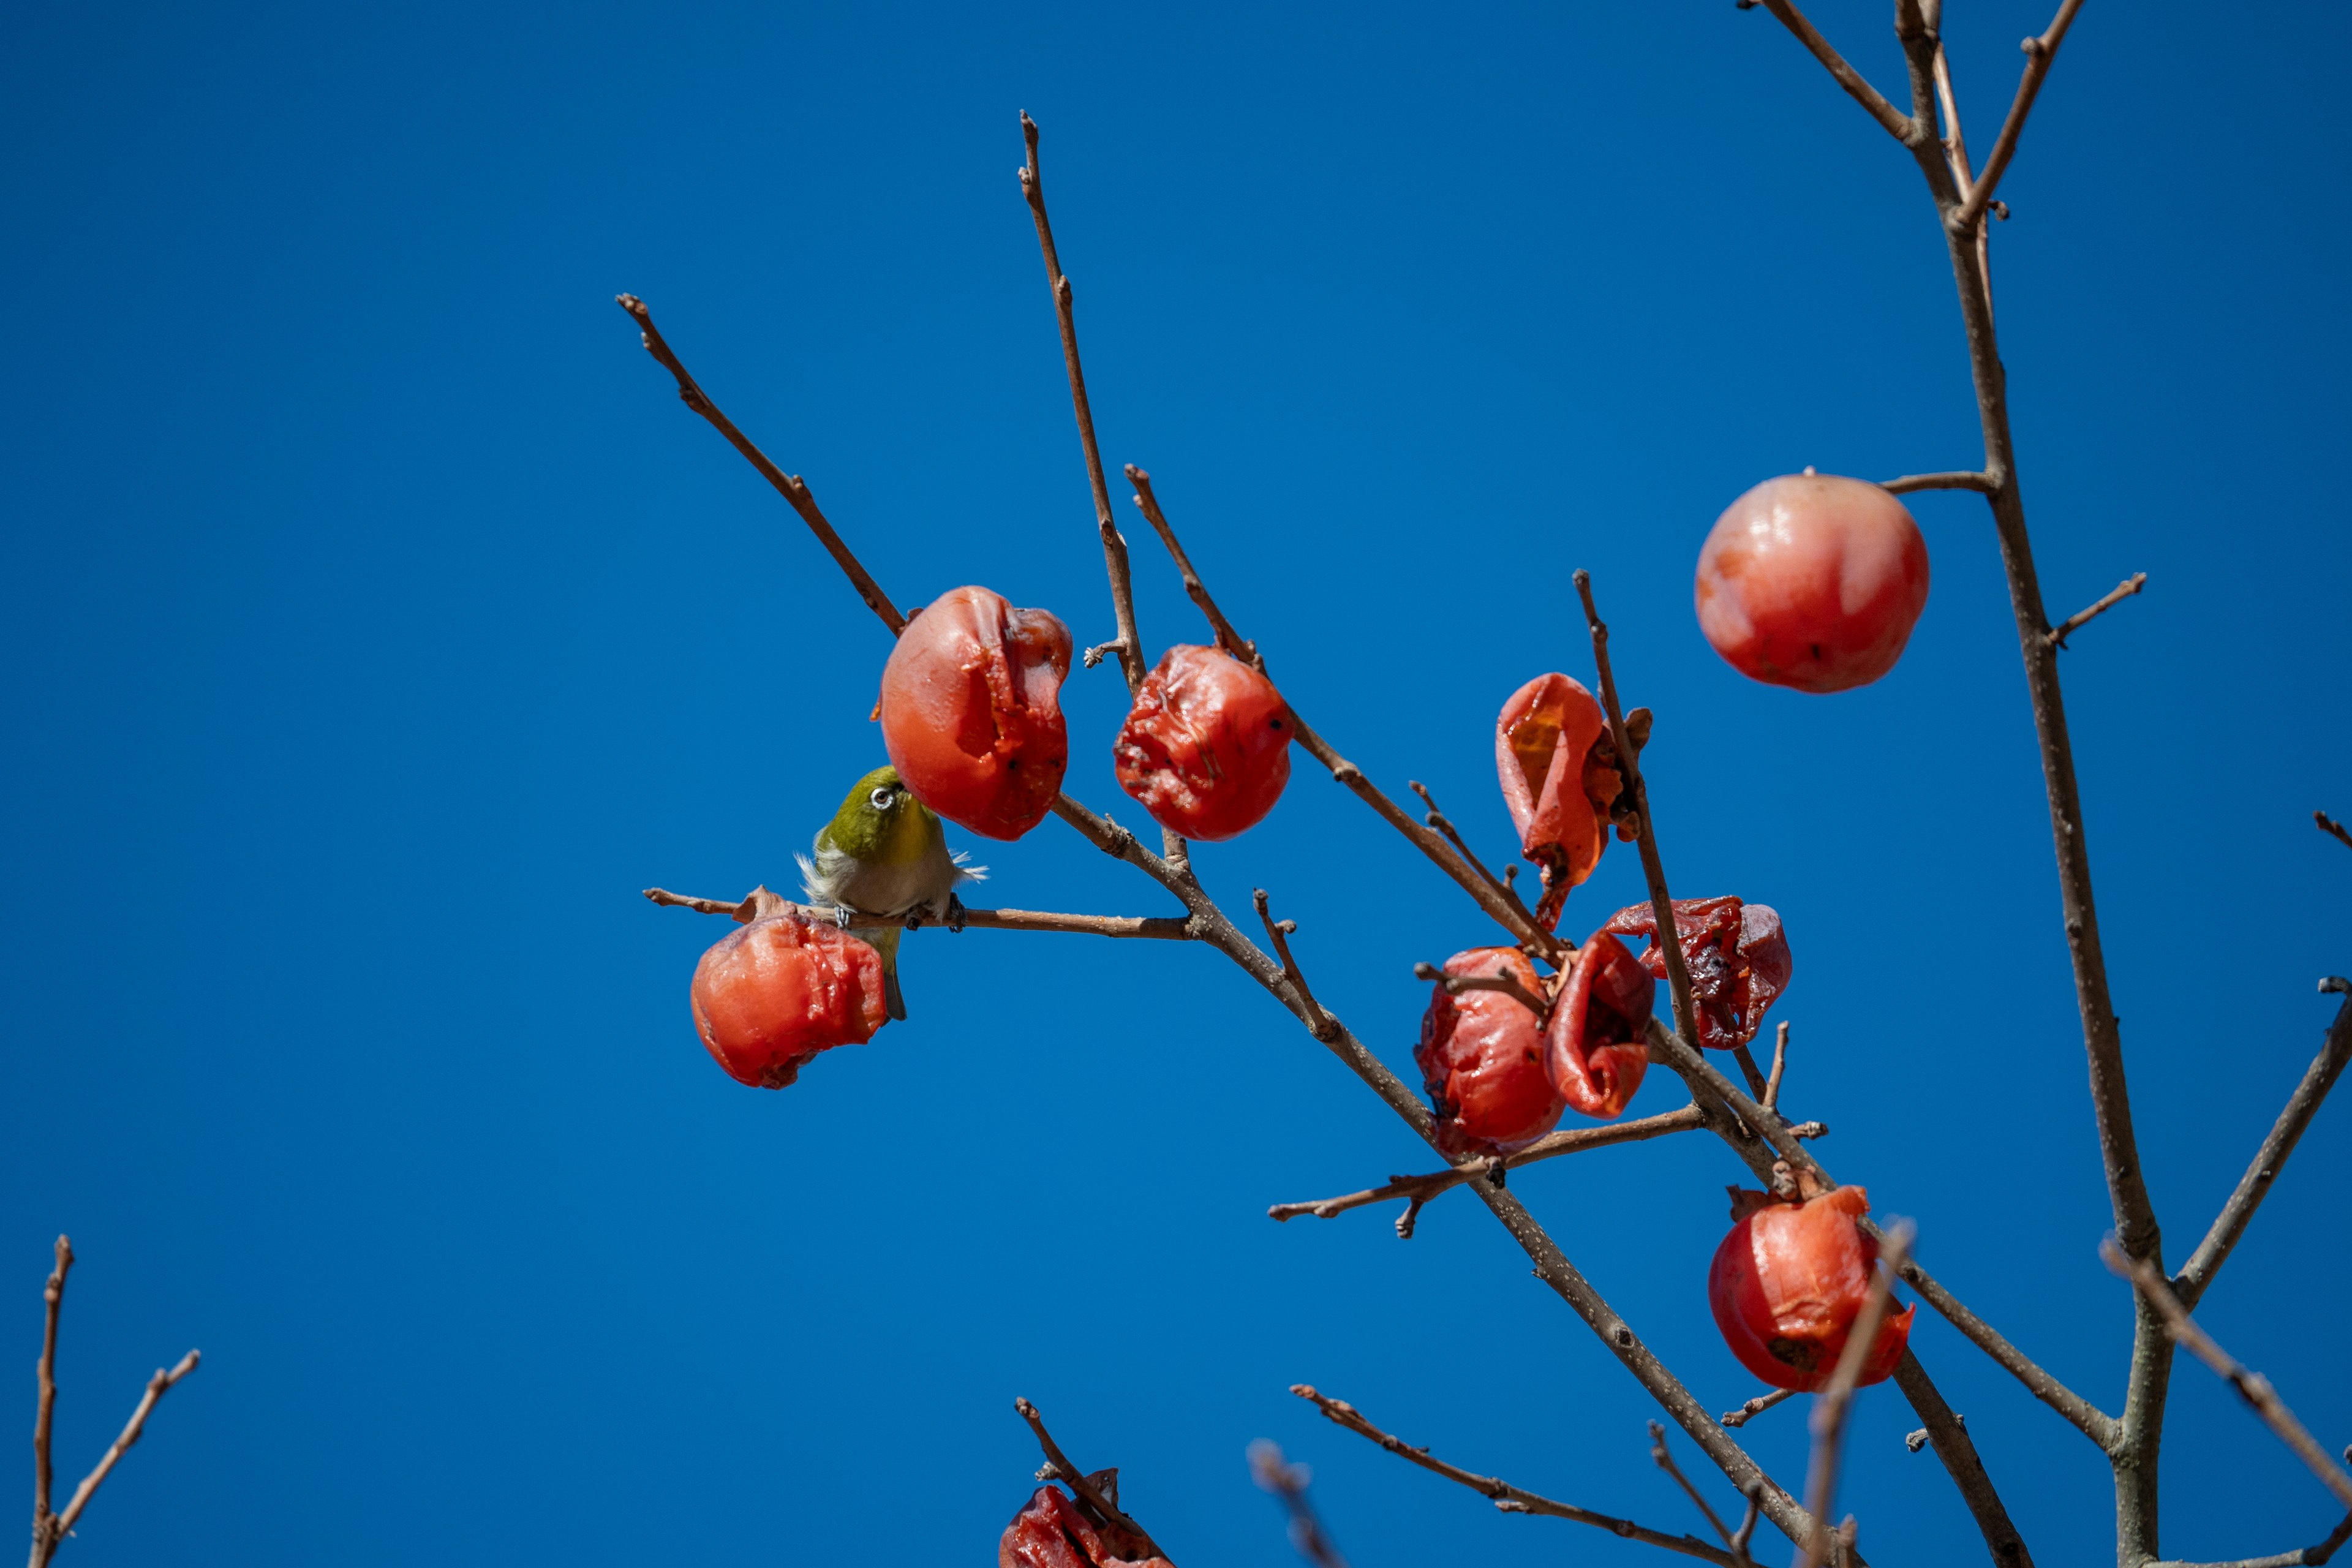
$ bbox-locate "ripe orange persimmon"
[1495,673,1621,927]
[690,911,890,1088]
[1708,1185,1915,1391]
[1112,644,1292,842]
[1695,473,1930,693]
[879,585,1072,840]
[1416,947,1566,1156]
[1545,930,1652,1119]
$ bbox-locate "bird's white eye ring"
[870,787,894,810]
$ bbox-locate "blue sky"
[4,2,2348,1564]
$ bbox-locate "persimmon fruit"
[1708,1185,1915,1391]
[1416,947,1566,1156]
[1112,643,1292,842]
[690,911,891,1088]
[879,585,1072,840]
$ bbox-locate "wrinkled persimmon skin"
[1603,897,1790,1052]
[690,913,890,1088]
[1113,644,1292,842]
[1708,1186,1915,1392]
[878,585,1072,840]
[1417,948,1567,1157]
[1000,1487,1171,1568]
[1494,674,1619,925]
[1696,473,1930,693]
[1545,931,1653,1119]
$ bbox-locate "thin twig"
[1293,1387,1747,1566]
[1879,470,1997,494]
[1248,1441,1350,1568]
[1929,42,1996,322]
[2316,812,2352,853]
[1127,467,1257,668]
[46,1352,200,1554]
[1764,1021,1792,1110]
[1721,1389,1796,1430]
[1797,1222,1914,1568]
[2104,1240,2352,1512]
[1650,1421,1736,1549]
[641,885,1193,940]
[2049,573,2146,649]
[1891,1351,2038,1568]
[1414,960,1552,1020]
[2176,995,2352,1307]
[1956,0,2090,232]
[613,295,905,635]
[31,1237,71,1553]
[1256,891,1333,1041]
[1408,780,1545,933]
[1750,1,1916,143]
[1015,1397,1174,1564]
[1728,1044,1771,1103]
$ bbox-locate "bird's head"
[826,764,941,865]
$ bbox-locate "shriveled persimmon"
[1495,673,1622,928]
[1602,897,1789,1053]
[1113,643,1292,841]
[1545,930,1653,1119]
[999,1485,1171,1568]
[1708,1184,1914,1391]
[879,585,1072,840]
[1696,473,1930,693]
[690,910,891,1088]
[1416,947,1566,1156]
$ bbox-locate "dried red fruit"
[1545,931,1653,1118]
[690,911,890,1088]
[879,585,1072,840]
[1112,644,1293,841]
[1495,674,1621,927]
[1696,473,1931,693]
[999,1486,1171,1568]
[1601,897,1790,1052]
[1416,947,1566,1157]
[1708,1185,1915,1392]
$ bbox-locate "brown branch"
[1763,1020,1792,1110]
[2105,1240,2352,1513]
[1016,1397,1173,1564]
[1797,1222,1913,1568]
[1406,780,1545,935]
[613,295,905,635]
[44,1352,200,1558]
[2142,1496,2352,1568]
[1254,891,1333,1041]
[1292,1386,1747,1566]
[641,885,1194,940]
[1879,470,1997,495]
[1248,1441,1349,1568]
[2176,994,2352,1308]
[1721,1389,1795,1430]
[1650,1421,1741,1557]
[2316,812,2352,853]
[1929,42,1997,323]
[1414,960,1551,1020]
[1750,0,1917,144]
[31,1237,71,1554]
[2048,573,2146,649]
[1956,0,2090,233]
[1891,1351,2038,1568]
[1127,467,1256,668]
[1728,1044,1771,1103]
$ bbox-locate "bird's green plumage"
[796,764,983,1023]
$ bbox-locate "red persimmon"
[1496,674,1620,927]
[1695,473,1930,693]
[879,585,1072,840]
[1545,931,1653,1119]
[999,1487,1171,1568]
[690,911,891,1088]
[1417,947,1566,1157]
[1113,644,1292,841]
[1602,897,1790,1053]
[1708,1185,1915,1392]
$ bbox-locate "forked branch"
[1016,1396,1174,1564]
[1956,0,2090,232]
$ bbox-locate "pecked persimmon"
[1416,947,1566,1157]
[1495,674,1621,927]
[1602,897,1789,1053]
[1113,644,1292,841]
[879,585,1072,840]
[1708,1185,1914,1392]
[1696,473,1930,693]
[999,1485,1171,1568]
[690,910,891,1088]
[1545,931,1653,1119]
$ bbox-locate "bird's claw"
[830,903,854,931]
[946,892,968,933]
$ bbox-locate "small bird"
[797,764,984,1021]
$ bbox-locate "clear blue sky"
[5,3,2347,1564]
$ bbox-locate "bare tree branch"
[1414,960,1552,1020]
[613,295,905,635]
[1796,1223,1913,1568]
[2103,1241,2352,1513]
[1721,1389,1795,1430]
[1930,40,1997,323]
[1248,1441,1349,1568]
[2048,573,2146,650]
[1651,1420,1744,1558]
[30,1237,70,1556]
[1254,891,1333,1041]
[2176,994,2352,1308]
[2316,812,2352,853]
[45,1352,200,1555]
[1891,1351,2038,1568]
[1879,470,1998,494]
[1016,1396,1174,1564]
[1126,467,1256,668]
[1406,780,1546,935]
[1749,0,1917,143]
[641,884,1193,940]
[1292,1386,1749,1566]
[1763,1020,1792,1110]
[1956,0,2091,233]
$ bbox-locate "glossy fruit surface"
[1495,673,1620,926]
[1695,473,1930,693]
[1545,930,1653,1118]
[1416,947,1566,1156]
[1113,644,1292,841]
[690,912,890,1088]
[1708,1185,1915,1392]
[999,1486,1170,1568]
[1602,897,1790,1052]
[879,585,1072,840]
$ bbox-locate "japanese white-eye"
[796,764,982,1021]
